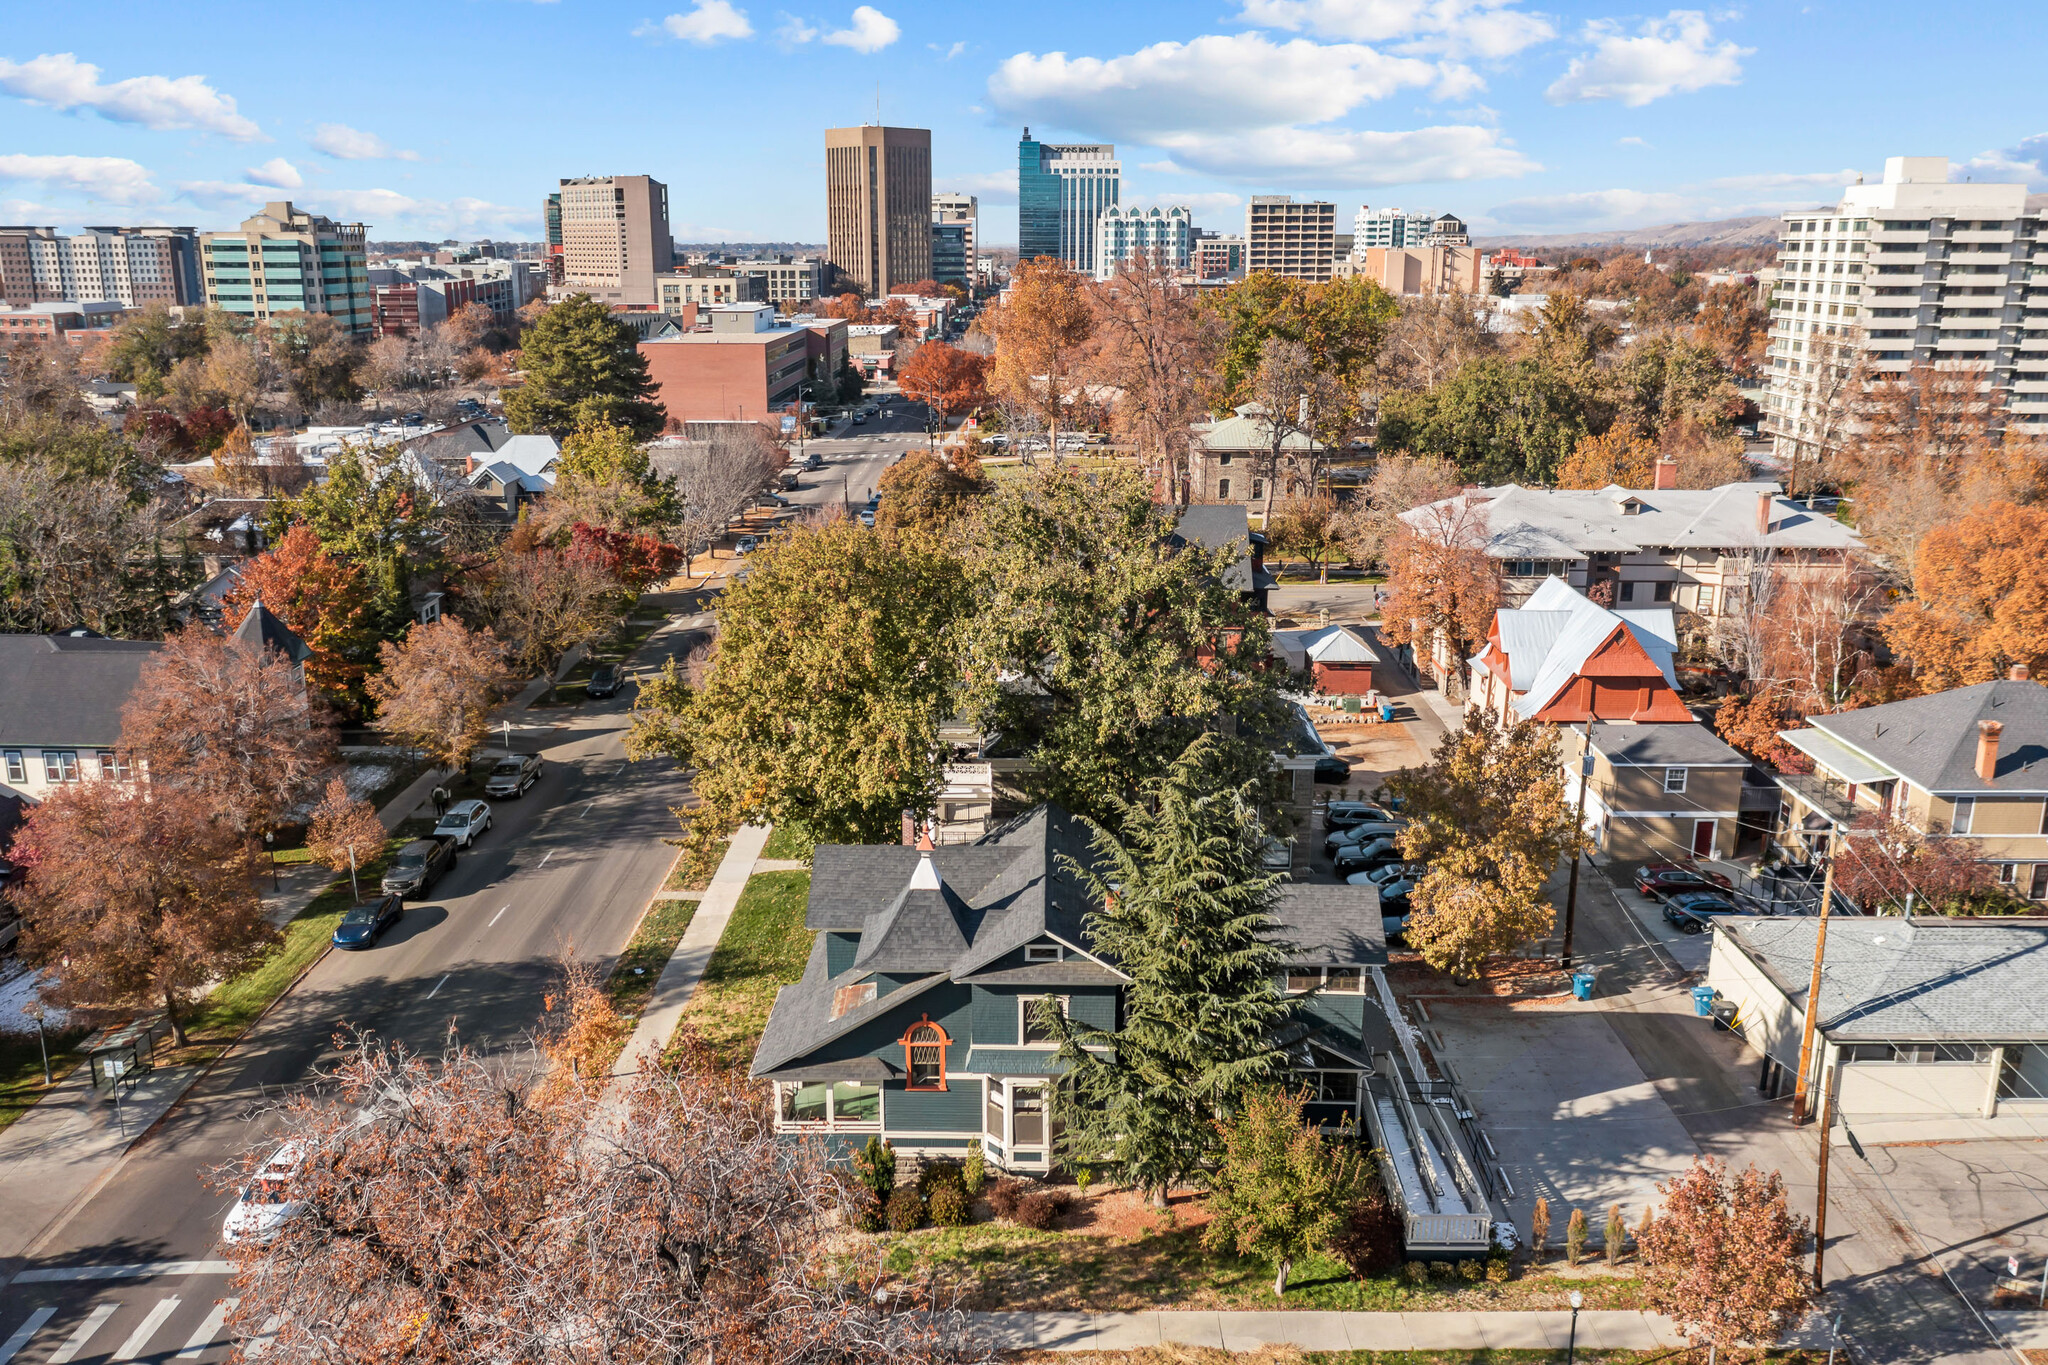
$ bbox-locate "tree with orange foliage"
[896,339,991,438]
[1637,1157,1814,1355]
[224,524,372,700]
[367,618,514,769]
[1833,811,2017,915]
[1883,501,2048,689]
[1555,428,1656,489]
[1378,499,1500,701]
[817,292,866,321]
[304,776,387,898]
[986,257,1095,453]
[1690,282,1768,376]
[1712,685,1805,771]
[567,521,685,592]
[1084,251,1223,506]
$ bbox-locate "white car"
[222,1142,308,1245]
[434,799,493,848]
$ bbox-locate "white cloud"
[823,6,900,53]
[1967,134,2048,191]
[1154,123,1537,185]
[928,40,967,59]
[245,157,302,189]
[1140,159,1190,174]
[0,52,260,140]
[176,179,274,209]
[1546,10,1749,107]
[938,171,1018,204]
[1616,135,1649,147]
[776,13,819,42]
[1480,171,1877,233]
[302,189,532,236]
[655,0,755,44]
[1235,0,1556,59]
[1707,168,1866,193]
[0,153,157,204]
[309,123,420,162]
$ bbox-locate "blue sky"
[2,2,2044,245]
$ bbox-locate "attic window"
[1619,498,1643,516]
[1024,944,1063,964]
[901,1016,950,1091]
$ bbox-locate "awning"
[1778,728,1896,785]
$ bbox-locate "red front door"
[1692,820,1717,859]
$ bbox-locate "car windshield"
[393,854,424,869]
[592,667,614,680]
[441,814,468,827]
[493,761,521,774]
[342,904,380,925]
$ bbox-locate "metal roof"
[1778,727,1895,785]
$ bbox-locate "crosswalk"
[0,1296,249,1365]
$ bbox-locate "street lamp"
[1566,1290,1583,1365]
[22,999,50,1086]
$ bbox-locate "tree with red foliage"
[1834,811,2019,915]
[223,524,372,700]
[568,521,685,592]
[123,405,235,459]
[13,781,271,1044]
[1713,685,1807,772]
[1637,1156,1815,1354]
[896,340,991,434]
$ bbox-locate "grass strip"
[608,898,697,1018]
[671,870,811,1069]
[758,824,810,861]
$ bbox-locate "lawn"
[759,824,810,860]
[670,870,811,1069]
[0,1026,90,1135]
[607,898,696,1018]
[664,839,728,892]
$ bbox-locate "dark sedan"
[586,663,623,698]
[1333,837,1401,874]
[1634,861,1734,899]
[1325,800,1396,830]
[332,893,405,949]
[1663,891,1740,933]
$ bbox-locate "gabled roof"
[407,421,508,463]
[1402,481,1863,557]
[0,632,162,748]
[1172,505,1270,594]
[1495,576,1677,720]
[231,600,312,666]
[1273,625,1379,667]
[1806,679,2048,794]
[468,461,552,495]
[1591,722,1744,767]
[493,434,562,479]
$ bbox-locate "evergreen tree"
[504,295,667,439]
[1044,735,1297,1203]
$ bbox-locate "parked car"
[331,893,405,949]
[1370,877,1417,910]
[858,508,876,528]
[1325,801,1396,830]
[1360,860,1427,888]
[402,411,426,425]
[1382,914,1411,945]
[851,414,867,425]
[434,799,492,848]
[484,754,543,799]
[380,838,455,899]
[735,535,758,554]
[1323,821,1404,855]
[1313,754,1353,784]
[1634,861,1735,898]
[1663,891,1741,933]
[222,1142,310,1244]
[1333,837,1401,873]
[585,663,622,698]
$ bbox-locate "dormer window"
[901,1016,950,1090]
[1617,497,1644,516]
[1024,943,1062,964]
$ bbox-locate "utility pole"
[1813,1061,1839,1286]
[1561,713,1595,968]
[1792,854,1839,1124]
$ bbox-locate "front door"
[981,1080,1053,1172]
[1692,819,1717,859]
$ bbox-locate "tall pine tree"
[1043,734,1297,1203]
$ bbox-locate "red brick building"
[638,303,808,426]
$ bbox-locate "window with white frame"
[98,751,130,781]
[776,1079,882,1129]
[1019,995,1069,1045]
[2,751,22,784]
[1664,767,1688,794]
[1280,966,1365,994]
[1952,797,1976,835]
[41,751,79,783]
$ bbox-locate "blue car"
[1663,891,1740,934]
[332,893,404,949]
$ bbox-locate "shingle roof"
[0,633,161,748]
[1271,883,1386,965]
[231,600,312,666]
[1806,679,2048,795]
[1403,482,1864,557]
[1591,722,1743,767]
[1719,916,2048,1041]
[1173,505,1263,593]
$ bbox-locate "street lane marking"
[174,1299,237,1360]
[487,905,508,927]
[10,1262,236,1284]
[0,1308,55,1365]
[537,851,553,868]
[48,1303,116,1364]
[113,1297,179,1361]
[426,974,450,1000]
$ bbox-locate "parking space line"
[426,974,450,999]
[537,851,553,868]
[0,1308,55,1365]
[487,906,508,927]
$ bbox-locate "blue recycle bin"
[1692,986,1718,1017]
[1379,700,1396,723]
[1571,970,1597,1001]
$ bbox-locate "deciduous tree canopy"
[366,619,514,769]
[1883,501,2048,689]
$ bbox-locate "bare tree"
[1376,291,1500,394]
[483,546,627,695]
[0,460,182,636]
[651,424,780,577]
[1334,454,1468,571]
[1772,325,1865,498]
[1082,253,1222,507]
[1247,338,1346,520]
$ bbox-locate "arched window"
[901,1016,951,1091]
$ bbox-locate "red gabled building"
[1469,575,1693,725]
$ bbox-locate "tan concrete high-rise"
[825,127,931,296]
[556,175,673,306]
[1246,196,1336,282]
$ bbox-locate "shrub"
[853,1189,886,1233]
[1013,1189,1072,1231]
[1401,1261,1428,1285]
[928,1183,970,1227]
[1329,1187,1405,1279]
[1486,1259,1510,1284]
[987,1178,1028,1220]
[1073,1165,1095,1194]
[885,1186,926,1233]
[853,1136,897,1200]
[1530,1196,1551,1260]
[1430,1260,1456,1281]
[917,1159,965,1200]
[1566,1207,1589,1267]
[1605,1204,1626,1267]
[1458,1259,1482,1282]
[962,1145,986,1196]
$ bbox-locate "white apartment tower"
[1353,206,1434,253]
[1093,205,1193,281]
[931,193,978,264]
[1763,155,2048,465]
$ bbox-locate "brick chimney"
[1756,491,1774,536]
[901,809,916,846]
[2013,663,2032,681]
[1977,719,2003,784]
[1653,454,1677,491]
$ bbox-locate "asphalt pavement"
[0,623,704,1364]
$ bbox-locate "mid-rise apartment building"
[1018,129,1120,274]
[723,256,821,304]
[369,256,543,334]
[1093,205,1192,281]
[1193,231,1246,280]
[932,192,978,286]
[200,202,370,337]
[1345,245,1482,296]
[1246,197,1336,282]
[0,226,201,307]
[825,126,932,296]
[1353,206,1434,252]
[1764,155,2048,463]
[543,192,565,284]
[658,266,766,312]
[554,175,673,307]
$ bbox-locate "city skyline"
[2,3,2046,245]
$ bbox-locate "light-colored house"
[1576,722,1751,862]
[1773,672,2048,899]
[1190,404,1326,507]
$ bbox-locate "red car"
[1634,861,1734,899]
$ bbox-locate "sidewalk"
[611,823,773,1077]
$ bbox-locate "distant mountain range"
[1474,215,1781,249]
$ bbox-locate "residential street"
[0,623,703,1365]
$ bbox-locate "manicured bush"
[1013,1189,1072,1231]
[1485,1259,1510,1284]
[1458,1258,1482,1282]
[986,1177,1028,1220]
[962,1145,986,1196]
[1430,1259,1456,1281]
[1566,1207,1589,1267]
[1329,1187,1405,1279]
[885,1186,926,1233]
[928,1183,970,1227]
[917,1159,965,1200]
[853,1190,887,1233]
[1605,1203,1626,1267]
[1530,1196,1550,1261]
[1401,1261,1428,1285]
[853,1136,897,1200]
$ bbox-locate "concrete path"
[611,823,773,1076]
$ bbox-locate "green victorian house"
[748,803,1387,1172]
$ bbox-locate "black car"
[402,411,426,425]
[1663,891,1740,933]
[1313,755,1353,784]
[380,838,455,900]
[586,663,622,698]
[332,893,404,949]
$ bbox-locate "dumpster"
[1691,986,1717,1018]
[1570,970,1597,1001]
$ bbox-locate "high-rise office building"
[543,192,564,285]
[1018,129,1120,274]
[1093,205,1193,281]
[825,126,932,297]
[932,192,978,287]
[1763,155,2048,461]
[200,202,370,337]
[1353,206,1434,251]
[1246,197,1336,282]
[0,226,200,307]
[555,175,672,307]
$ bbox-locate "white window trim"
[1664,767,1689,794]
[772,1078,885,1133]
[1953,797,1976,835]
[2,750,22,784]
[1017,994,1071,1049]
[1023,943,1063,964]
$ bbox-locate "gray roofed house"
[231,599,312,669]
[0,632,162,805]
[753,802,1385,1168]
[1172,504,1276,610]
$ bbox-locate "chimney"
[1755,491,1774,536]
[1653,455,1677,491]
[2013,663,2032,681]
[901,809,916,846]
[1977,719,2003,784]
